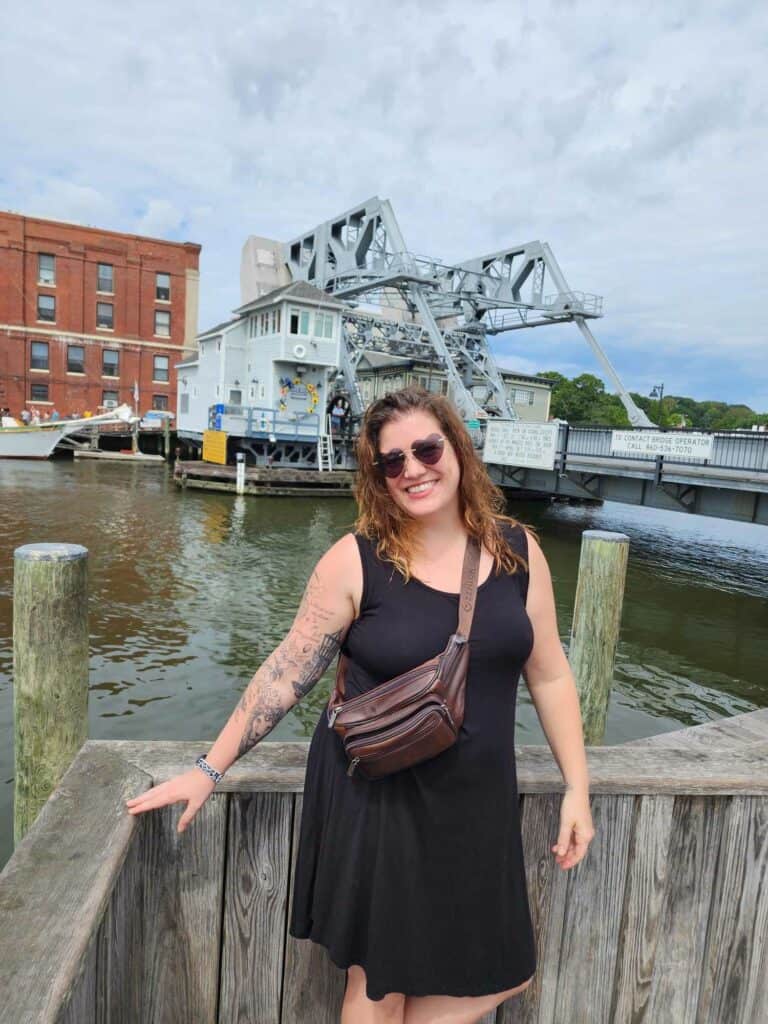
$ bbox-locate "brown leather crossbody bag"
[326,536,481,780]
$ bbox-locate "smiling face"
[377,409,462,521]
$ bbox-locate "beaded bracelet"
[195,754,224,785]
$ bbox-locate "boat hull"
[0,426,74,459]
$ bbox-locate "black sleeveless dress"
[288,520,537,1002]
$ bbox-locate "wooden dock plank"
[608,794,676,1024]
[137,793,227,1024]
[218,792,293,1024]
[499,793,559,1024]
[695,795,768,1023]
[95,821,147,1024]
[100,738,768,795]
[281,794,346,1024]
[0,743,151,1024]
[551,794,635,1023]
[621,707,768,749]
[56,931,98,1024]
[640,796,726,1022]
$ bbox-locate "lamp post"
[649,383,664,425]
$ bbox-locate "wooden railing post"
[13,543,89,844]
[568,529,629,745]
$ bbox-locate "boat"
[0,405,136,459]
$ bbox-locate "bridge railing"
[561,424,768,473]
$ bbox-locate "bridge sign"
[610,430,714,459]
[482,420,558,470]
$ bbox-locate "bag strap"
[332,534,482,702]
[457,534,482,638]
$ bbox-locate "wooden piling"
[13,543,89,845]
[568,529,629,745]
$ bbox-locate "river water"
[1,459,766,869]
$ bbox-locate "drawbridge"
[284,197,653,428]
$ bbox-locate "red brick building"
[0,212,200,417]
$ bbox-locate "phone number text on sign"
[610,430,713,459]
[482,420,558,470]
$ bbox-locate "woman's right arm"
[125,532,361,831]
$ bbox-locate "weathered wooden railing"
[1,714,766,1024]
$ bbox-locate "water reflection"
[0,460,766,867]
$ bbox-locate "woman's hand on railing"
[125,769,217,834]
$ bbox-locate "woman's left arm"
[521,528,595,871]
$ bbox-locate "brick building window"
[152,394,169,410]
[38,254,55,285]
[153,355,169,382]
[154,310,171,336]
[102,390,119,407]
[96,302,114,329]
[102,349,119,377]
[37,294,56,322]
[31,341,49,370]
[97,263,114,293]
[156,272,171,301]
[67,345,85,374]
[31,383,49,401]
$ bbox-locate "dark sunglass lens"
[414,438,444,465]
[380,452,406,477]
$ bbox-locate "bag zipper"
[346,703,455,777]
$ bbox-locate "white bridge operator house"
[176,281,345,442]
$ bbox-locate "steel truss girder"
[283,196,651,427]
[284,197,512,420]
[341,312,518,420]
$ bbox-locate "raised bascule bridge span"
[280,198,767,525]
[180,198,767,525]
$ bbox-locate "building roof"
[357,351,414,370]
[197,316,242,340]
[498,368,554,387]
[235,279,345,315]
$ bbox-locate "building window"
[37,294,55,322]
[31,341,49,370]
[154,310,171,336]
[229,388,242,405]
[102,389,119,407]
[513,387,535,405]
[31,383,49,401]
[271,309,280,333]
[156,272,171,301]
[152,394,169,410]
[38,254,55,285]
[314,312,334,338]
[97,263,114,293]
[96,302,114,329]
[289,308,310,335]
[67,345,85,374]
[153,355,169,382]
[102,349,119,377]
[180,393,189,414]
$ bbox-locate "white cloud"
[0,0,765,410]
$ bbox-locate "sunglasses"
[373,433,445,479]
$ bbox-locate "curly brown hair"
[352,384,537,581]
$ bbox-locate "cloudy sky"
[2,0,766,410]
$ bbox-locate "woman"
[126,385,595,1023]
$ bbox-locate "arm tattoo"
[234,570,346,760]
